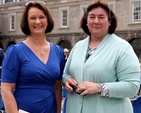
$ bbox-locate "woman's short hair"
[20,1,54,35]
[80,0,117,35]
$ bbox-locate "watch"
[97,83,104,93]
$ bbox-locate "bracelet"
[97,83,109,97]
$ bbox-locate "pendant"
[41,51,44,55]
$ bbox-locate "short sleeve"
[1,45,20,83]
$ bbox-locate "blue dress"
[1,42,65,113]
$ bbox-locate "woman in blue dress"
[1,1,65,113]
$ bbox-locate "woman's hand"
[64,78,78,92]
[76,81,99,96]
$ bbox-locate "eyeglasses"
[25,1,46,7]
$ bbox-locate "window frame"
[129,0,141,24]
[61,0,67,3]
[59,7,69,28]
[107,1,116,13]
[0,0,4,4]
[132,1,141,23]
[9,13,16,31]
[80,4,88,18]
[13,0,20,2]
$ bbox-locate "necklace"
[37,49,45,55]
[28,38,47,55]
[41,51,44,55]
[34,44,47,55]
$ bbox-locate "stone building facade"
[0,0,141,60]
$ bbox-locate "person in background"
[62,48,69,113]
[62,48,70,98]
[62,0,140,113]
[1,1,65,113]
[63,48,70,62]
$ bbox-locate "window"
[61,0,67,3]
[133,1,141,22]
[0,0,4,4]
[9,14,16,31]
[80,5,88,19]
[62,10,67,26]
[109,4,113,10]
[13,0,20,2]
[82,7,87,14]
[108,1,116,13]
[129,0,141,24]
[59,7,69,28]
